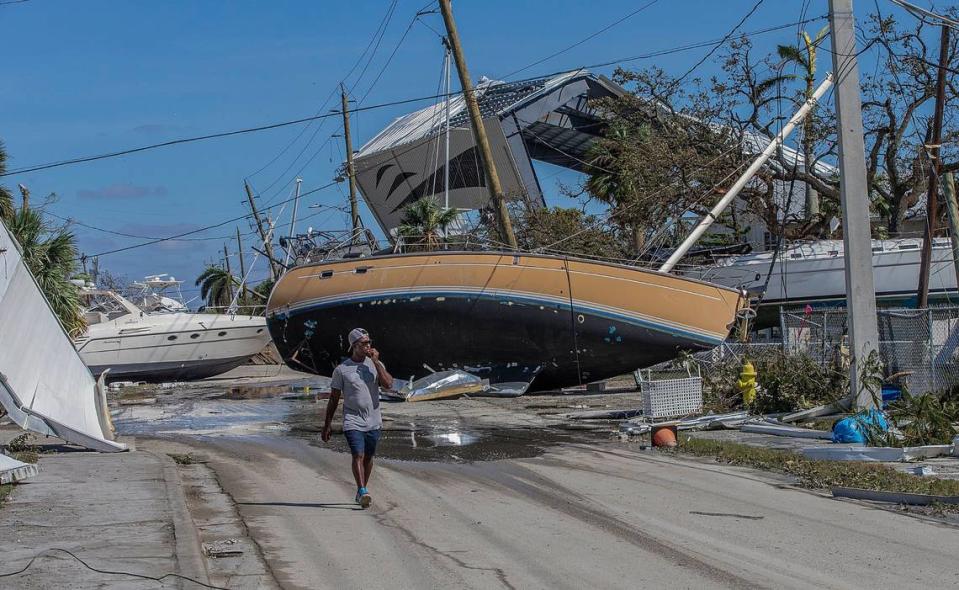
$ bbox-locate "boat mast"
[340,84,361,245]
[443,37,452,211]
[285,177,302,266]
[658,75,833,273]
[438,0,518,249]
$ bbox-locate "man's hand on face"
[368,347,380,362]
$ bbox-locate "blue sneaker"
[355,487,372,508]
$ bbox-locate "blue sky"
[0,0,918,302]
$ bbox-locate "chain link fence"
[780,305,959,395]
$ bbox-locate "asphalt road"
[146,435,958,590]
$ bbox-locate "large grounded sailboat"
[266,1,757,390]
[267,251,744,390]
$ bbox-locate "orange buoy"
[651,425,678,448]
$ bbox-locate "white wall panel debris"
[0,219,125,452]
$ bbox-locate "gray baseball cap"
[347,328,369,348]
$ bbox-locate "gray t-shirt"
[330,357,382,432]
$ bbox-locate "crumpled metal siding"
[0,219,126,452]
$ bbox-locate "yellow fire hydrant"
[737,360,757,406]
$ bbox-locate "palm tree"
[398,197,461,251]
[777,27,829,220]
[195,265,238,311]
[6,207,86,335]
[585,125,648,252]
[0,141,15,221]
[1,142,86,335]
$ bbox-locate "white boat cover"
[0,219,126,452]
[0,452,38,483]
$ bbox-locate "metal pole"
[236,226,249,299]
[341,84,360,243]
[916,25,950,308]
[223,243,233,304]
[830,0,880,409]
[244,181,279,281]
[658,75,833,273]
[443,38,452,211]
[943,173,959,288]
[285,178,302,266]
[438,0,518,249]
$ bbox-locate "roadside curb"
[150,448,211,587]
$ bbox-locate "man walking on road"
[322,328,393,508]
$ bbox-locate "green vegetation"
[195,265,238,311]
[675,437,959,498]
[0,483,12,507]
[701,350,844,414]
[1,142,86,336]
[194,264,273,314]
[398,196,461,251]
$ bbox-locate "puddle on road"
[114,379,608,462]
[294,422,602,463]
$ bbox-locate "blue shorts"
[343,429,381,457]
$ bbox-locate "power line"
[2,13,828,180]
[0,92,463,178]
[45,210,257,242]
[501,0,661,80]
[244,1,398,182]
[81,183,343,258]
[672,0,766,87]
[534,15,828,75]
[888,0,959,31]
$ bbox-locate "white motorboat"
[74,289,272,382]
[688,238,959,311]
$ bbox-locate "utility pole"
[236,227,246,284]
[438,0,517,249]
[244,181,279,280]
[235,226,252,302]
[829,0,881,409]
[285,178,303,266]
[223,243,234,305]
[943,173,959,287]
[916,24,950,308]
[341,85,360,243]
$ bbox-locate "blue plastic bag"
[831,409,888,444]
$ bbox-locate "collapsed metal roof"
[353,69,627,231]
[353,68,835,234]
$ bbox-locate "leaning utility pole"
[340,85,360,242]
[236,227,246,283]
[438,0,517,249]
[244,181,279,280]
[916,24,950,308]
[829,0,881,409]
